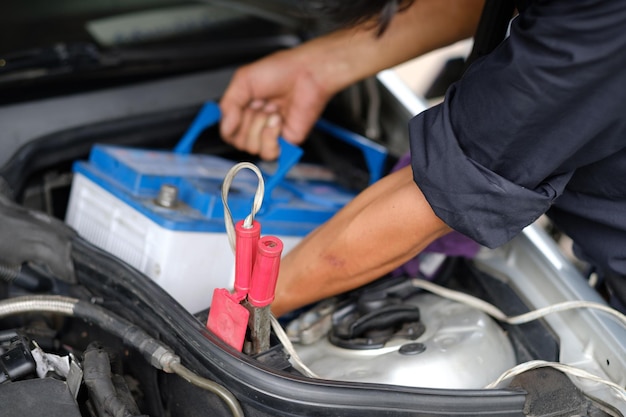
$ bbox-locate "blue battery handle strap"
[314,119,387,185]
[264,138,303,200]
[174,101,222,154]
[173,101,303,201]
[173,100,388,193]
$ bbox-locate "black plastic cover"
[0,378,81,417]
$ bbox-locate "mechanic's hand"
[219,47,333,160]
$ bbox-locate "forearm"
[303,0,485,95]
[271,166,451,316]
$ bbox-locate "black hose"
[74,300,178,372]
[0,295,177,372]
[83,343,144,417]
[0,263,53,292]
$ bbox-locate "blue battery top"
[74,145,359,236]
[72,101,387,236]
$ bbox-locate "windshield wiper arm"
[0,34,300,84]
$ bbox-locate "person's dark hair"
[307,0,416,35]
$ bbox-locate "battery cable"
[221,162,265,251]
[221,162,320,378]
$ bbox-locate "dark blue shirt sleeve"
[408,0,626,248]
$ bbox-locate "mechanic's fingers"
[263,102,279,113]
[222,99,264,141]
[225,98,265,140]
[224,107,246,151]
[220,105,241,140]
[259,114,282,160]
[219,68,255,139]
[220,99,246,142]
[227,106,282,159]
[245,111,269,155]
[249,99,266,110]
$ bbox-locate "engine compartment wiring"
[0,295,245,417]
[410,277,626,403]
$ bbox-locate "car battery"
[65,102,387,313]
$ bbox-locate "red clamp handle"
[234,220,261,299]
[248,236,283,308]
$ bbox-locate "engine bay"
[0,65,625,417]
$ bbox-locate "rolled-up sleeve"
[408,0,626,248]
[409,98,571,247]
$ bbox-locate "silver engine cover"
[292,293,516,389]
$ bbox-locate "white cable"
[411,278,626,404]
[221,162,265,251]
[270,315,321,379]
[410,278,626,327]
[485,360,626,403]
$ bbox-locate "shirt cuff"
[408,99,566,248]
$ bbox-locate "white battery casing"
[64,144,353,313]
[66,172,301,313]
